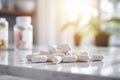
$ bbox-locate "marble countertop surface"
[0,46,120,80]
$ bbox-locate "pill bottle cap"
[16,16,31,25]
[0,18,6,21]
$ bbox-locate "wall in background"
[36,0,57,46]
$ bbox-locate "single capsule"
[26,54,38,61]
[77,55,89,62]
[57,44,72,53]
[52,52,65,57]
[79,51,89,55]
[52,56,62,64]
[48,45,57,53]
[47,53,65,62]
[62,55,77,62]
[72,50,79,55]
[47,55,53,62]
[40,50,50,55]
[26,54,33,61]
[31,55,47,63]
[51,49,63,53]
[66,50,73,55]
[90,54,104,61]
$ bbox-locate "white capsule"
[48,45,57,53]
[52,56,62,64]
[72,50,79,55]
[31,55,47,63]
[47,53,65,62]
[40,50,50,55]
[66,51,73,55]
[52,53,65,57]
[26,54,39,61]
[79,51,88,55]
[50,49,63,53]
[57,44,72,53]
[62,55,77,62]
[47,55,53,62]
[26,55,33,61]
[90,54,104,61]
[77,55,89,62]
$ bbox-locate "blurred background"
[0,0,120,47]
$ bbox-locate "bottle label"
[0,29,7,40]
[0,27,8,48]
[15,31,22,48]
[22,30,32,42]
[22,30,32,48]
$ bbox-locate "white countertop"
[0,47,120,80]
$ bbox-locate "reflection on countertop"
[0,47,120,79]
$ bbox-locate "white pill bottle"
[0,18,8,49]
[14,16,33,49]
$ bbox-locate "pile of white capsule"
[26,44,104,64]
